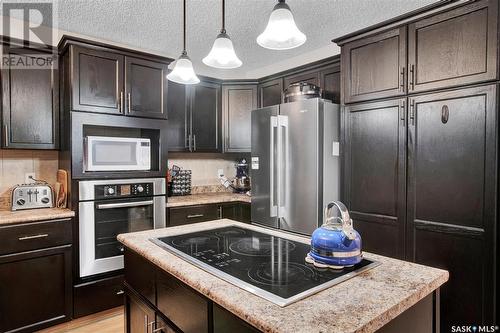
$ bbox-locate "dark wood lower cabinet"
[73,275,125,318]
[124,248,258,333]
[167,202,251,227]
[0,245,72,333]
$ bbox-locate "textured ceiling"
[10,0,441,79]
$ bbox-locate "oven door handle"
[96,200,154,210]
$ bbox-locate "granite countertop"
[167,192,251,208]
[118,220,449,333]
[0,208,75,226]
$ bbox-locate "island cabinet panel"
[71,46,124,115]
[1,45,59,149]
[125,290,156,333]
[125,56,169,119]
[222,84,257,152]
[156,271,209,333]
[124,248,156,304]
[213,304,260,333]
[407,0,498,93]
[344,99,406,259]
[342,27,407,103]
[258,78,283,107]
[0,245,72,333]
[406,85,497,329]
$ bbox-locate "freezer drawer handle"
[96,200,154,210]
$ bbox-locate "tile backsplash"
[0,150,59,209]
[168,157,240,186]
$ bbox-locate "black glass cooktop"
[151,226,378,306]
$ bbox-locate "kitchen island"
[118,220,448,333]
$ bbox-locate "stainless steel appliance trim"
[277,115,289,219]
[96,200,154,210]
[270,116,278,217]
[79,178,165,201]
[150,228,380,307]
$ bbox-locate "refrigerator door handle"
[270,116,278,217]
[277,115,289,218]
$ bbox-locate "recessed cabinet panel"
[223,85,257,152]
[190,81,221,152]
[408,86,496,229]
[408,0,497,92]
[320,65,341,103]
[126,57,168,119]
[343,27,406,103]
[345,99,406,258]
[72,46,124,114]
[1,46,58,149]
[167,81,189,151]
[283,70,320,89]
[258,78,283,107]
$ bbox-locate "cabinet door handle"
[18,234,49,241]
[115,289,124,295]
[399,67,405,92]
[3,125,8,147]
[152,327,166,333]
[400,100,406,123]
[128,92,132,114]
[441,105,449,124]
[409,100,415,125]
[187,214,204,219]
[187,134,192,151]
[409,64,415,90]
[120,91,124,113]
[193,134,197,151]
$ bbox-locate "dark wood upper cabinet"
[320,65,341,103]
[1,45,59,149]
[342,27,407,103]
[222,84,257,152]
[71,46,124,115]
[408,0,498,93]
[283,69,320,89]
[258,78,283,107]
[125,57,168,119]
[167,80,189,151]
[406,84,497,329]
[344,98,406,259]
[190,81,222,152]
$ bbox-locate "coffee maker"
[233,158,251,193]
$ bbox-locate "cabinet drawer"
[74,275,125,318]
[157,271,209,333]
[0,218,72,255]
[168,205,219,227]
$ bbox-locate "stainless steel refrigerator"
[251,98,341,235]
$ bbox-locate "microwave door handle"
[96,200,154,210]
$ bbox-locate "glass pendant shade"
[167,52,200,85]
[257,1,306,50]
[203,32,242,69]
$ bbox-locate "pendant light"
[167,0,200,84]
[203,0,242,69]
[257,0,306,50]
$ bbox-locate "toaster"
[11,184,54,211]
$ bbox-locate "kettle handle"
[325,201,351,225]
[325,201,356,240]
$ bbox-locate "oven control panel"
[95,182,153,199]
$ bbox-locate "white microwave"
[84,136,151,172]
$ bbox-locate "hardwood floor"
[37,307,124,333]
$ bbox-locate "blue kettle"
[306,201,362,269]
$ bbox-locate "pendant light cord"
[183,0,187,53]
[221,0,226,34]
